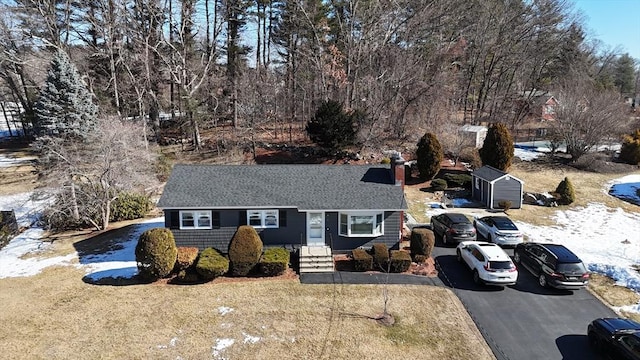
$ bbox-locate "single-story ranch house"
[157,155,407,258]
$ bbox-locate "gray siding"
[326,211,402,252]
[492,178,522,209]
[166,209,305,252]
[164,209,402,253]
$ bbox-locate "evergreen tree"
[614,54,636,95]
[555,177,576,205]
[306,100,359,149]
[479,123,514,171]
[619,129,640,165]
[34,50,98,139]
[416,132,443,180]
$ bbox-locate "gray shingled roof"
[157,164,407,211]
[473,165,523,183]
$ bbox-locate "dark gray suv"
[430,213,477,245]
[514,242,590,290]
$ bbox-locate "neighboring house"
[471,166,524,209]
[156,156,407,254]
[460,124,488,148]
[522,90,558,121]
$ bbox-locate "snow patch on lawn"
[80,217,164,281]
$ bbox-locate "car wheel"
[473,270,481,285]
[456,250,462,263]
[588,331,601,352]
[514,252,521,264]
[538,274,548,288]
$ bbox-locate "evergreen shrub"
[389,250,412,273]
[352,248,373,272]
[410,228,435,261]
[619,129,640,165]
[371,243,390,271]
[431,179,448,190]
[174,247,199,272]
[135,228,177,282]
[110,192,151,222]
[442,173,472,188]
[555,177,576,205]
[416,132,444,180]
[259,248,290,276]
[228,225,263,276]
[479,123,514,171]
[195,248,229,281]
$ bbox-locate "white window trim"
[247,209,279,228]
[180,210,212,229]
[338,211,384,237]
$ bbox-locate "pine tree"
[306,100,359,149]
[416,132,443,180]
[555,177,576,205]
[34,50,98,139]
[479,123,514,171]
[619,129,640,165]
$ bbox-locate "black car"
[513,242,589,290]
[430,213,476,245]
[588,318,640,360]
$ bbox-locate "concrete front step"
[300,245,332,257]
[299,267,334,273]
[299,245,335,273]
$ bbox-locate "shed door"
[306,212,325,246]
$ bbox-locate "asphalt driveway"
[433,244,616,360]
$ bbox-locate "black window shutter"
[212,211,221,229]
[169,211,180,229]
[239,210,247,225]
[279,210,287,227]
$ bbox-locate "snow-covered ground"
[0,153,36,167]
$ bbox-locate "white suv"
[456,241,518,286]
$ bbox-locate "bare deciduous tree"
[553,74,631,161]
[35,116,157,230]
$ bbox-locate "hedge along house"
[157,155,407,264]
[471,165,524,209]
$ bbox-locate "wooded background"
[0,0,637,150]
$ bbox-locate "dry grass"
[0,264,494,360]
[589,273,640,323]
[405,161,640,227]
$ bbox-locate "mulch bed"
[333,253,438,277]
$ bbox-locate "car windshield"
[493,218,518,230]
[489,261,513,270]
[557,262,587,273]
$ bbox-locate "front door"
[306,212,325,246]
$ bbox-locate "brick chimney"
[390,151,406,189]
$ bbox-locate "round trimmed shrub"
[259,247,290,276]
[619,129,640,165]
[135,228,178,282]
[228,225,263,276]
[196,248,229,281]
[174,247,199,272]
